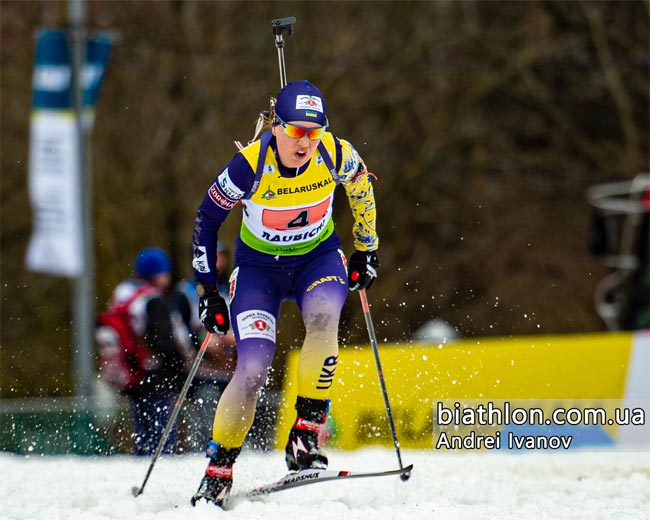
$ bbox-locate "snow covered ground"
[1,447,648,520]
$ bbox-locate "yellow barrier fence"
[276,332,649,450]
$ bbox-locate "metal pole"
[69,0,95,408]
[358,289,410,480]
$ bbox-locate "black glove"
[348,250,379,291]
[198,290,230,334]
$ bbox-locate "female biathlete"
[190,80,379,507]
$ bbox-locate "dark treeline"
[1,1,648,397]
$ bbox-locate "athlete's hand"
[348,250,379,291]
[198,291,230,334]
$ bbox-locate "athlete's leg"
[293,248,348,400]
[211,265,282,448]
[193,262,286,507]
[285,248,348,470]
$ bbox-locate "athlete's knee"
[304,310,341,334]
[232,361,270,399]
[302,290,344,332]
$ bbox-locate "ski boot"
[191,441,241,508]
[285,396,329,471]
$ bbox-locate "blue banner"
[31,29,112,111]
[32,30,71,110]
[26,29,112,277]
[84,34,112,108]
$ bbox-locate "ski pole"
[358,289,411,481]
[271,16,296,89]
[132,332,213,497]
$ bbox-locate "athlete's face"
[272,120,322,169]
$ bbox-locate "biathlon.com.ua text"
[434,401,645,450]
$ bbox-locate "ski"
[245,463,414,497]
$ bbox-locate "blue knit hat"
[134,247,172,278]
[274,80,327,126]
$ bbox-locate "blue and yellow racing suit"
[191,131,378,448]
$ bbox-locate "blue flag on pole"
[26,29,112,277]
[31,29,112,110]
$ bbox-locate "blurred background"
[1,0,648,406]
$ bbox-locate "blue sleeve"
[191,153,254,285]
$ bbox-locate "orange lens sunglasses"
[275,115,328,141]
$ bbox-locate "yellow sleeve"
[338,139,379,251]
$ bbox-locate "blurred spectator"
[175,242,236,451]
[108,247,189,455]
